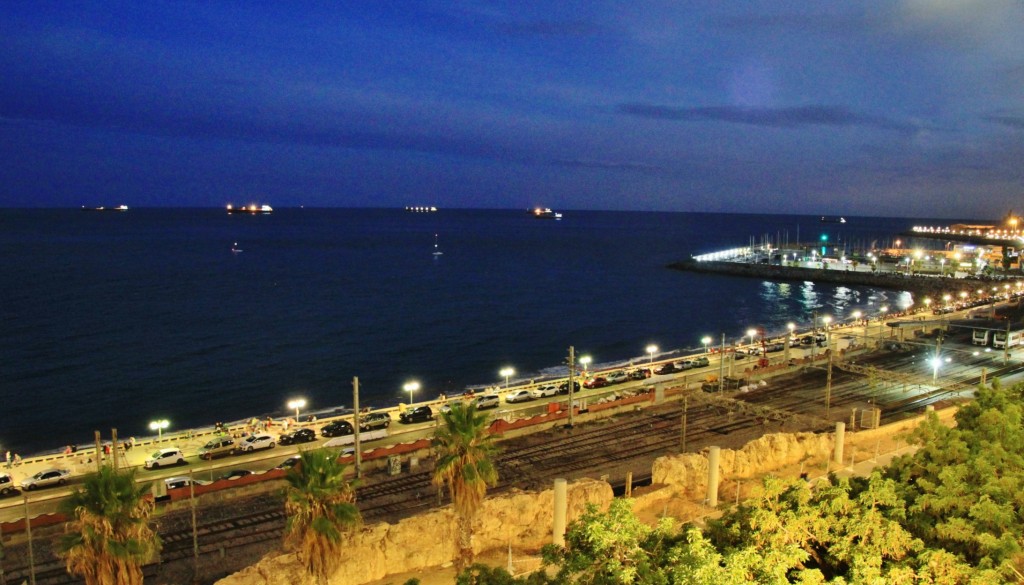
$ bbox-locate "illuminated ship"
[530,207,562,219]
[227,204,273,214]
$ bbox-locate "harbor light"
[499,367,515,389]
[287,398,306,420]
[149,419,170,439]
[646,344,658,364]
[403,381,420,404]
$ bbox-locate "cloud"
[550,158,664,173]
[617,103,917,132]
[983,115,1024,130]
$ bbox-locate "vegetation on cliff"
[461,381,1024,584]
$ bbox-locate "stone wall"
[215,479,613,585]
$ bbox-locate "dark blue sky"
[2,2,1022,218]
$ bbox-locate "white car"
[21,468,70,490]
[238,434,276,452]
[505,389,533,403]
[164,476,211,490]
[606,371,629,384]
[144,448,186,469]
[530,385,559,398]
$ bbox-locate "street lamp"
[499,367,515,389]
[878,306,888,339]
[924,298,932,311]
[747,328,757,346]
[646,344,658,364]
[149,419,169,439]
[287,398,306,420]
[403,381,420,404]
[579,355,592,374]
[701,336,712,354]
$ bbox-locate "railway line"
[4,341,1011,585]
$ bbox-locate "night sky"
[2,2,1022,218]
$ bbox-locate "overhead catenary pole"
[24,494,35,585]
[353,377,362,479]
[718,333,726,393]
[825,345,834,420]
[111,428,119,471]
[94,431,102,473]
[567,346,576,428]
[680,395,688,453]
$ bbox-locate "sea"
[0,208,942,455]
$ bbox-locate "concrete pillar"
[727,353,735,377]
[553,478,567,546]
[834,422,845,466]
[654,385,665,404]
[707,446,721,507]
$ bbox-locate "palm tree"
[432,402,500,571]
[59,466,160,585]
[283,448,361,585]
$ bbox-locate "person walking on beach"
[13,454,21,466]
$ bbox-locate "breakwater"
[668,258,1005,300]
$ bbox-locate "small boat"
[820,216,846,224]
[231,242,243,253]
[83,205,129,211]
[227,204,273,214]
[432,233,443,256]
[530,207,562,219]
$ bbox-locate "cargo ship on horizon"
[227,204,273,214]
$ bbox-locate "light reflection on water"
[757,281,916,338]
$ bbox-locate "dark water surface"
[0,208,928,454]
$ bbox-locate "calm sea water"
[0,208,930,454]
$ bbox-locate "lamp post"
[499,367,515,389]
[579,355,592,376]
[149,419,169,439]
[701,336,712,354]
[924,298,932,312]
[403,381,420,405]
[646,344,658,364]
[287,398,306,420]
[747,328,757,346]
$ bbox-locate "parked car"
[583,377,608,389]
[765,342,786,353]
[20,469,70,491]
[505,389,534,403]
[144,448,186,469]
[628,368,652,380]
[279,428,317,445]
[531,384,559,398]
[0,473,17,496]
[198,437,236,460]
[692,356,710,367]
[218,469,253,481]
[473,394,501,409]
[676,360,695,370]
[276,455,301,470]
[321,420,355,438]
[238,433,276,452]
[399,405,434,424]
[164,476,211,491]
[558,381,581,394]
[605,371,629,384]
[358,412,392,431]
[653,363,677,375]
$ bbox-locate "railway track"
[2,344,1000,584]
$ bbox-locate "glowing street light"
[287,398,306,420]
[403,381,420,405]
[499,367,515,389]
[579,355,592,373]
[149,419,170,439]
[747,328,757,346]
[878,306,888,339]
[701,336,712,354]
[646,344,658,364]
[924,298,932,311]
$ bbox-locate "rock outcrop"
[215,478,612,585]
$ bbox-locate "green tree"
[543,498,676,584]
[283,448,361,585]
[59,466,159,585]
[432,402,500,571]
